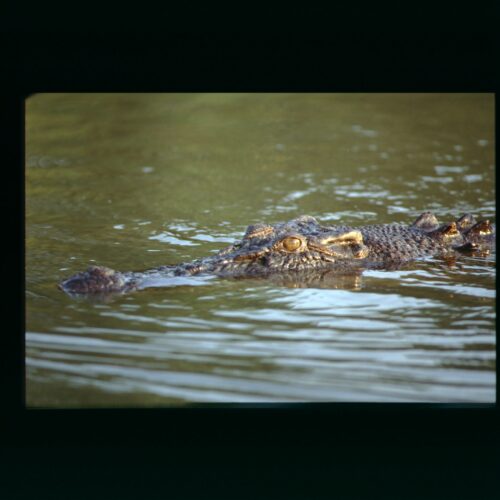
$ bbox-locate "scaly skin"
[58,212,495,296]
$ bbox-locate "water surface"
[25,93,495,405]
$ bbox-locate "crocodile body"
[59,212,495,296]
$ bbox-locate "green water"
[25,93,495,405]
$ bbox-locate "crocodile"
[58,211,495,296]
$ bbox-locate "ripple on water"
[26,93,495,405]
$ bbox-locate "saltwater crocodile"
[59,211,495,296]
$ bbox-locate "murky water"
[25,93,495,405]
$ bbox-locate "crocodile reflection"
[59,212,495,296]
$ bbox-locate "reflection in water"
[25,93,495,405]
[262,271,364,290]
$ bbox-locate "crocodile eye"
[282,236,302,252]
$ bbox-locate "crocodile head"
[206,215,369,276]
[58,211,495,296]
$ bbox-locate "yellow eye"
[282,237,302,252]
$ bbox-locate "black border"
[2,15,499,496]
